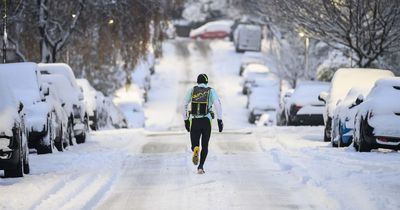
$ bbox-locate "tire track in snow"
[31,171,119,210]
[31,174,94,210]
[28,173,82,210]
[269,129,379,210]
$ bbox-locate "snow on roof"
[241,52,265,65]
[0,62,42,104]
[288,81,330,106]
[243,63,270,74]
[190,20,234,37]
[38,63,80,91]
[327,68,394,114]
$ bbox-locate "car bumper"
[291,114,324,125]
[0,136,20,170]
[28,129,47,148]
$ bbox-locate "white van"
[318,68,394,142]
[234,24,262,52]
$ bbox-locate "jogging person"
[182,73,223,174]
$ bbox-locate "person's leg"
[190,119,202,165]
[190,119,201,151]
[198,118,211,170]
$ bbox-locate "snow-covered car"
[353,78,400,152]
[113,85,145,128]
[281,81,329,126]
[104,97,128,129]
[39,63,88,143]
[247,78,280,125]
[242,63,271,95]
[190,20,234,40]
[233,24,262,53]
[42,81,70,151]
[77,79,99,130]
[41,74,87,144]
[331,87,376,147]
[239,52,265,76]
[278,89,294,125]
[0,63,56,154]
[318,68,394,142]
[0,78,30,177]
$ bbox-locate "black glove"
[217,119,223,132]
[184,120,190,132]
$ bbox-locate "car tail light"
[293,104,302,113]
[377,137,388,142]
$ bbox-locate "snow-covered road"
[1,40,400,210]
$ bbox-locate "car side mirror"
[355,94,364,105]
[318,91,328,103]
[44,86,50,97]
[18,102,24,114]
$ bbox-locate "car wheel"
[23,148,30,175]
[68,119,74,146]
[358,119,372,152]
[55,127,64,152]
[323,117,332,142]
[75,132,86,144]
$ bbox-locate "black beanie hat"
[197,73,208,84]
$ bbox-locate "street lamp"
[108,19,114,25]
[299,32,310,80]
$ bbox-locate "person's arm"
[182,88,192,120]
[211,89,223,120]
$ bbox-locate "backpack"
[191,86,211,116]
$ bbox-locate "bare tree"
[246,0,400,68]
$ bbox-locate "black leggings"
[190,117,211,169]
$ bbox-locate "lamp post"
[299,32,309,80]
[2,0,7,63]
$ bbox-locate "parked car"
[242,63,271,95]
[77,79,99,130]
[0,63,56,154]
[247,77,280,125]
[0,78,30,177]
[239,52,265,76]
[39,63,89,144]
[233,24,262,52]
[331,87,375,147]
[190,20,234,39]
[278,89,294,125]
[280,81,329,126]
[42,81,71,151]
[318,68,394,142]
[353,78,400,152]
[104,97,128,129]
